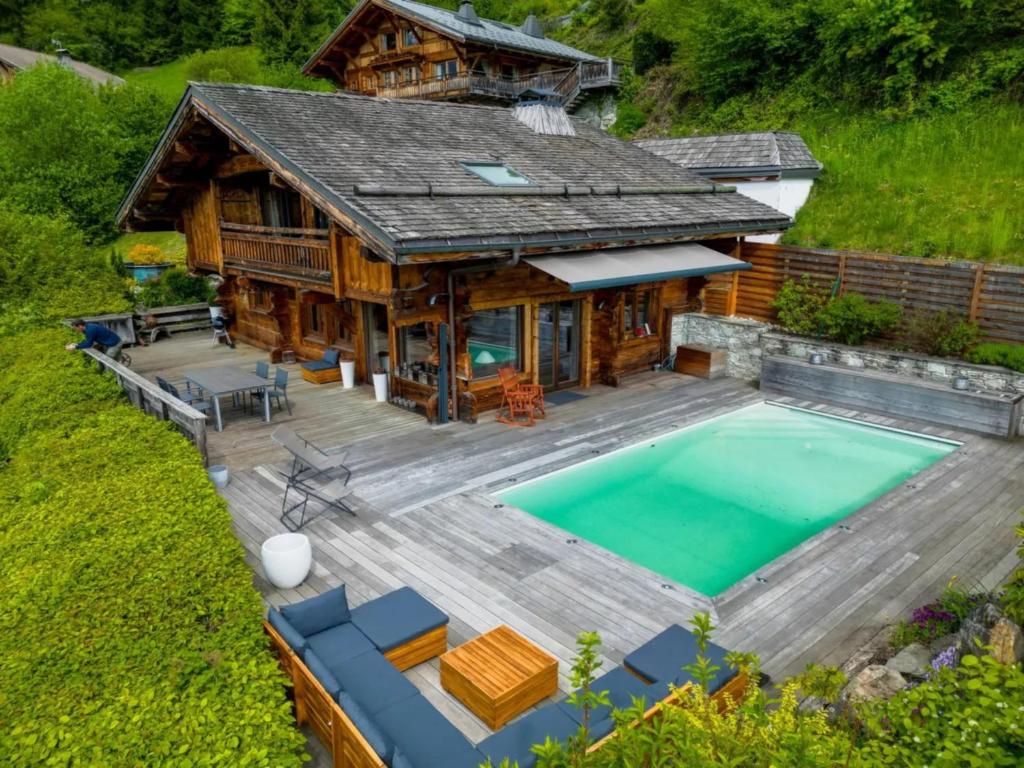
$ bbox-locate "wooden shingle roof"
[634,132,821,177]
[119,84,791,259]
[0,43,124,86]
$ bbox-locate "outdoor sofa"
[265,587,748,768]
[300,348,342,384]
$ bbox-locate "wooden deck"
[131,333,1023,759]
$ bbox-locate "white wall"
[731,178,815,244]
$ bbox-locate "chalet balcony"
[375,58,621,110]
[220,222,332,284]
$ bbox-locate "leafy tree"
[632,30,676,75]
[253,0,332,66]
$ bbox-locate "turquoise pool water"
[497,402,957,595]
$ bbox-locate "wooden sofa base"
[301,366,341,384]
[384,625,448,671]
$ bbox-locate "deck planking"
[130,334,1024,763]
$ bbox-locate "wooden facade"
[178,152,719,418]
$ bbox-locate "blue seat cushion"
[327,649,419,714]
[375,694,484,768]
[350,586,448,652]
[280,586,351,637]
[323,349,341,366]
[306,622,375,665]
[302,360,336,371]
[623,624,736,694]
[477,704,581,768]
[557,666,654,725]
[305,650,342,699]
[267,609,308,657]
[338,691,393,763]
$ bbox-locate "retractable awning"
[523,242,750,291]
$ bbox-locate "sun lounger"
[271,426,353,529]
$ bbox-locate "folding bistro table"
[183,366,271,432]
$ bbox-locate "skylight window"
[461,161,535,186]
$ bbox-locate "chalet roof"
[119,84,790,259]
[0,43,124,86]
[304,0,600,75]
[633,132,821,177]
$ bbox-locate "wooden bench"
[137,303,212,344]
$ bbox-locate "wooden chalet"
[117,84,789,419]
[303,0,619,110]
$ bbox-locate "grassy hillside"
[125,58,192,103]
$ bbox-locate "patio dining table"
[183,366,271,432]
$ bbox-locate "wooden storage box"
[675,344,727,379]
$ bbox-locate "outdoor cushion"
[327,649,419,714]
[338,691,393,763]
[306,622,375,665]
[304,650,342,699]
[623,624,735,694]
[477,704,581,768]
[280,586,351,637]
[267,609,308,657]
[557,666,654,725]
[375,694,484,768]
[301,360,336,371]
[323,349,341,366]
[350,586,448,652]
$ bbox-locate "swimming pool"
[497,402,957,595]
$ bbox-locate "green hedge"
[0,330,304,766]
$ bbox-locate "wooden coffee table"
[440,625,559,730]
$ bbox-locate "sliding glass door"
[538,300,581,390]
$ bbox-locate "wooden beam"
[214,154,268,179]
[154,173,206,191]
[968,263,986,323]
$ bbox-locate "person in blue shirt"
[66,319,124,361]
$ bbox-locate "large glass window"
[433,59,458,79]
[302,303,327,342]
[402,28,417,47]
[381,32,397,51]
[461,162,534,186]
[397,323,439,386]
[623,289,653,337]
[469,306,523,379]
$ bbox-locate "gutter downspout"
[447,247,521,421]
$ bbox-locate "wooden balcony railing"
[220,222,332,282]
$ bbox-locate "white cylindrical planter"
[208,464,229,488]
[261,533,312,589]
[340,360,356,389]
[372,372,389,402]
[209,305,224,320]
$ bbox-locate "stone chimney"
[513,99,575,137]
[520,14,544,39]
[456,1,482,26]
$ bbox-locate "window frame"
[380,31,397,51]
[433,59,458,79]
[301,302,328,343]
[401,27,417,47]
[402,65,419,83]
[467,304,525,381]
[381,69,398,87]
[622,288,656,339]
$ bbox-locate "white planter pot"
[372,372,389,402]
[209,305,224,320]
[340,360,356,389]
[261,533,312,589]
[208,464,229,488]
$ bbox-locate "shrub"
[633,30,677,75]
[126,243,167,265]
[1004,511,1024,625]
[0,329,305,765]
[902,309,980,357]
[966,342,1024,373]
[137,267,217,308]
[771,275,830,336]
[818,293,902,345]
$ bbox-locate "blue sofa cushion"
[623,624,735,694]
[338,692,393,763]
[323,349,341,366]
[302,360,336,372]
[267,609,308,657]
[305,650,342,699]
[477,704,581,768]
[375,694,484,768]
[557,666,654,725]
[350,586,449,652]
[280,586,351,637]
[306,622,375,665]
[327,649,419,714]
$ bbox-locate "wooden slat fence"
[83,348,208,463]
[706,243,1024,344]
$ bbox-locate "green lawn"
[125,58,190,103]
[112,230,187,264]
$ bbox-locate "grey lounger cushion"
[280,585,351,636]
[350,586,449,652]
[477,704,581,768]
[623,623,735,694]
[375,693,484,768]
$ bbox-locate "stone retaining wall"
[671,313,1024,396]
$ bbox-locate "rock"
[989,618,1024,665]
[841,665,907,704]
[885,644,933,678]
[929,633,961,657]
[959,600,1004,654]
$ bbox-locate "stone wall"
[671,313,1024,396]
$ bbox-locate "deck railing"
[375,59,621,105]
[82,348,208,462]
[220,222,332,282]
